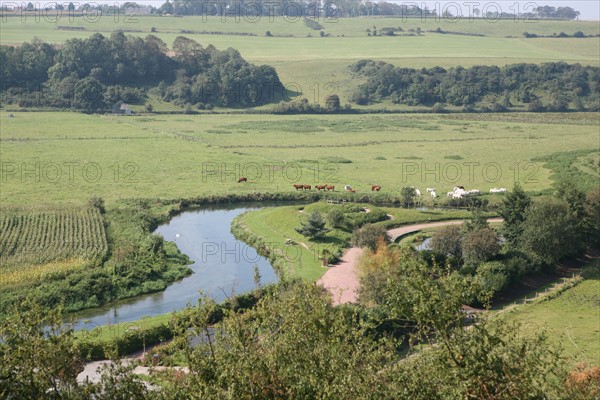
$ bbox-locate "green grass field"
[499,261,600,364]
[1,111,597,206]
[1,16,599,106]
[237,203,477,280]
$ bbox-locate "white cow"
[430,190,437,199]
[344,185,352,191]
[467,189,480,196]
[415,188,421,197]
[490,188,508,194]
[426,188,436,193]
[447,186,468,199]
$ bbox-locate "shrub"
[462,227,500,266]
[476,261,510,295]
[351,224,390,251]
[429,225,462,260]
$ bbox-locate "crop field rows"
[0,207,108,286]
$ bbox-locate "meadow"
[1,16,599,106]
[236,203,482,280]
[1,111,597,206]
[499,261,600,364]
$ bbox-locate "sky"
[6,1,600,20]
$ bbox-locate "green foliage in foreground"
[4,273,597,398]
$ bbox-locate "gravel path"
[318,218,503,305]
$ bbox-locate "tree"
[0,297,83,399]
[584,187,600,246]
[499,183,531,249]
[520,198,579,265]
[400,186,417,206]
[324,94,341,112]
[326,207,345,229]
[351,223,389,251]
[165,283,396,399]
[462,227,500,266]
[74,77,105,112]
[295,211,330,238]
[430,225,463,261]
[476,261,509,295]
[463,208,488,233]
[556,180,587,222]
[159,0,173,14]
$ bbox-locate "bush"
[430,225,462,260]
[462,227,500,266]
[351,224,390,251]
[432,102,446,113]
[327,207,345,229]
[476,261,510,295]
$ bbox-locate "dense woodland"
[350,60,600,111]
[0,33,282,111]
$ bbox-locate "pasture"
[499,261,600,364]
[1,111,598,206]
[1,16,599,106]
[236,203,479,280]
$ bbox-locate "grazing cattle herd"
[235,177,508,199]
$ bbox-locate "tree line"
[0,33,282,112]
[350,59,600,112]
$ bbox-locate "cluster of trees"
[535,5,580,20]
[422,182,599,299]
[0,33,282,112]
[523,31,594,39]
[272,95,351,114]
[155,0,436,18]
[350,60,600,111]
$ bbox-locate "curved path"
[317,218,503,305]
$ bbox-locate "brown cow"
[315,185,326,191]
[371,185,381,191]
[293,184,304,191]
[238,177,248,183]
[303,185,311,190]
[326,185,335,191]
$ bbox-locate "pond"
[71,205,278,330]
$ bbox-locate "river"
[70,205,278,330]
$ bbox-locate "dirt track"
[317,218,503,305]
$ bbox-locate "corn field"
[0,206,108,286]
